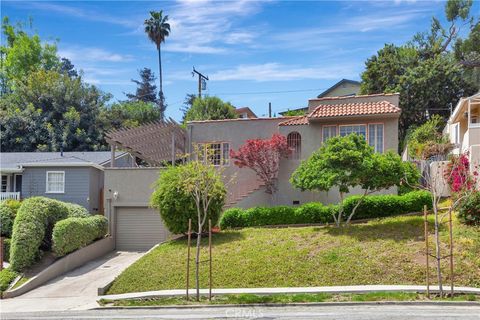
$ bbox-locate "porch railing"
[0,192,20,201]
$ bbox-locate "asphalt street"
[2,304,480,320]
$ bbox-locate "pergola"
[105,119,187,167]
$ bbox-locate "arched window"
[287,131,301,159]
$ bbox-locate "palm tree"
[144,10,170,119]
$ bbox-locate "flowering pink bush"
[445,153,478,193]
[230,134,291,194]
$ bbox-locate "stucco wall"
[320,82,360,98]
[188,114,399,207]
[21,166,102,211]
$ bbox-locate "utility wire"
[211,87,329,96]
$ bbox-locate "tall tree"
[144,10,170,119]
[126,68,158,103]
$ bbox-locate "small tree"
[290,134,372,226]
[345,151,407,224]
[230,134,291,195]
[150,160,226,301]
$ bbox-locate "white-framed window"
[46,171,65,193]
[339,124,367,138]
[368,124,384,153]
[287,131,302,159]
[322,125,337,143]
[1,175,8,192]
[198,142,230,166]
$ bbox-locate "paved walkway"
[1,251,143,313]
[101,285,480,301]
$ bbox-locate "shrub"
[219,208,246,229]
[342,191,432,220]
[294,203,334,224]
[52,215,108,256]
[0,268,18,292]
[9,197,71,271]
[150,164,225,234]
[64,202,89,217]
[0,203,16,238]
[220,203,335,229]
[458,191,480,226]
[3,199,21,213]
[220,191,432,229]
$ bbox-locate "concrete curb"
[99,285,480,302]
[95,301,480,310]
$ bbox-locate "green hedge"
[9,197,88,271]
[0,268,18,292]
[0,203,16,238]
[219,191,432,229]
[52,215,108,257]
[342,190,432,220]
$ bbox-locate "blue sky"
[2,0,475,120]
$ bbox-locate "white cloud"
[162,0,266,54]
[58,47,134,63]
[208,63,359,82]
[22,2,139,28]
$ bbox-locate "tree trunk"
[157,45,164,120]
[195,223,202,301]
[346,190,368,225]
[337,192,345,227]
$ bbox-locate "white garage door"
[115,207,169,251]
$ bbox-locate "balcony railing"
[0,192,20,201]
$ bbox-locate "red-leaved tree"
[230,134,291,195]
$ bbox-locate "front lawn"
[107,215,480,294]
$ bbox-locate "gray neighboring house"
[0,151,135,212]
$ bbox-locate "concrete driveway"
[0,251,143,313]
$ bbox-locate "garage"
[115,207,170,251]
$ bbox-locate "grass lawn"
[107,214,480,294]
[100,292,479,307]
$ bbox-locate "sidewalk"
[100,285,480,301]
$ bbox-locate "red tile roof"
[279,116,309,126]
[308,100,400,119]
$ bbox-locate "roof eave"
[307,112,401,122]
[20,162,104,170]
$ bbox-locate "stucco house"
[187,93,400,208]
[101,93,400,250]
[444,92,480,172]
[0,151,134,212]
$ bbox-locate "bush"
[220,191,432,229]
[458,191,480,226]
[52,215,108,256]
[150,164,226,234]
[342,191,432,220]
[9,197,72,271]
[0,203,16,238]
[0,268,18,292]
[3,238,11,262]
[220,203,335,229]
[64,202,89,217]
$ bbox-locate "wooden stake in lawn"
[424,205,430,299]
[448,209,454,297]
[186,219,192,300]
[208,219,212,301]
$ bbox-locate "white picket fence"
[0,192,20,201]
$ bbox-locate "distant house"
[279,79,361,116]
[235,107,257,119]
[444,92,480,172]
[0,151,134,212]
